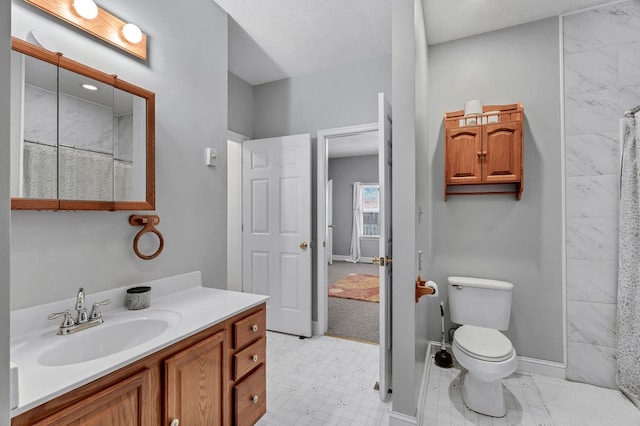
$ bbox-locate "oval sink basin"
[38,310,181,366]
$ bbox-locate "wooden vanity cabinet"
[230,307,267,426]
[31,369,153,426]
[444,103,524,200]
[165,331,227,425]
[11,303,267,426]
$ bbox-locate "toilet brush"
[434,301,453,368]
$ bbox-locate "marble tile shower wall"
[563,0,640,389]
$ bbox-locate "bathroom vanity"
[10,272,268,425]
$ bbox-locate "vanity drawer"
[233,337,266,381]
[234,364,266,426]
[233,309,265,350]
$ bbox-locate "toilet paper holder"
[416,275,438,302]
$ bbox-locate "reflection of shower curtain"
[346,182,363,263]
[617,111,640,407]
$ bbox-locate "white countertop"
[10,271,269,417]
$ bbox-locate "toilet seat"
[454,325,514,362]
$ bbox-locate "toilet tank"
[448,276,514,330]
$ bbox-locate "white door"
[378,92,392,401]
[242,134,312,337]
[327,179,334,265]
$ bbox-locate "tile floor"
[420,345,640,426]
[256,331,391,426]
[420,349,553,425]
[259,333,640,426]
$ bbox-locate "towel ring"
[129,215,164,260]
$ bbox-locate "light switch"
[205,148,217,167]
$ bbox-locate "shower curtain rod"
[625,104,640,117]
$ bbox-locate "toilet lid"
[454,325,514,362]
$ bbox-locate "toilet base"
[462,372,507,417]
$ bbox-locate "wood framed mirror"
[10,37,155,211]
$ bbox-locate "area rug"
[328,273,379,303]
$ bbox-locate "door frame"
[316,122,378,335]
[227,130,249,293]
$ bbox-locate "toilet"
[448,276,517,417]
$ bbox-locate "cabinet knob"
[252,395,259,404]
[252,355,259,362]
[251,324,258,332]
[170,419,179,426]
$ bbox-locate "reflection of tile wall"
[59,92,113,153]
[115,115,133,162]
[563,0,640,389]
[24,85,57,146]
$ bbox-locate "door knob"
[300,242,308,250]
[170,419,179,426]
[372,257,380,265]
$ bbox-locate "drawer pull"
[252,395,259,404]
[252,354,259,362]
[251,324,258,332]
[170,419,179,426]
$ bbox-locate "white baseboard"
[389,411,418,425]
[517,356,566,379]
[331,255,374,264]
[426,340,566,379]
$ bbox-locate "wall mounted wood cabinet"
[11,304,267,426]
[444,104,524,200]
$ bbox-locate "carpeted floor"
[327,261,380,343]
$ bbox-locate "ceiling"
[215,0,614,86]
[327,131,378,159]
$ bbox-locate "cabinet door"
[483,122,522,182]
[234,364,266,426]
[165,331,226,426]
[445,126,482,184]
[32,369,152,426]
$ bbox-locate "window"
[361,184,379,237]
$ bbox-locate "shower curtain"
[617,111,640,407]
[346,182,363,263]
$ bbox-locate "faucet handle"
[48,310,75,328]
[89,299,111,321]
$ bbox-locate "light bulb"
[73,0,98,20]
[122,23,143,44]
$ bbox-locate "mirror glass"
[58,67,115,201]
[10,38,155,210]
[10,50,59,200]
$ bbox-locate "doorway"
[316,123,380,343]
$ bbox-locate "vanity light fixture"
[72,0,97,20]
[122,23,143,44]
[24,0,148,60]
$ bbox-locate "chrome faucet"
[76,288,88,324]
[48,288,111,335]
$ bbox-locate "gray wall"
[228,71,254,138]
[253,56,391,139]
[425,18,564,363]
[390,0,419,420]
[252,55,391,321]
[563,0,640,389]
[328,155,379,258]
[1,0,12,422]
[414,0,430,410]
[10,0,229,309]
